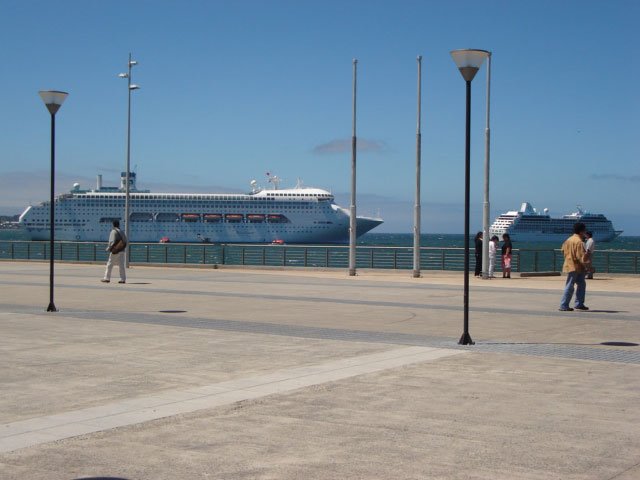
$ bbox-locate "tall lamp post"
[118,53,139,268]
[450,48,489,345]
[348,58,358,277]
[413,55,423,278]
[482,52,492,279]
[39,90,68,312]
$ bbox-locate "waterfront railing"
[1,241,638,274]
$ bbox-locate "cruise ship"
[18,172,383,243]
[490,202,622,242]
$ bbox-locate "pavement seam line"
[0,346,466,454]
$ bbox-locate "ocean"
[1,228,639,251]
[358,233,640,251]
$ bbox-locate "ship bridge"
[253,188,334,202]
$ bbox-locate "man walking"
[102,220,127,284]
[559,222,588,311]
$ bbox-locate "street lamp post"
[118,53,139,268]
[482,52,492,279]
[39,90,68,312]
[413,55,422,278]
[450,48,489,345]
[348,58,358,277]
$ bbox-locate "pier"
[1,262,639,479]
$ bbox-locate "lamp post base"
[46,302,57,312]
[458,332,475,345]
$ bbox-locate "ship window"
[130,212,153,222]
[156,213,180,222]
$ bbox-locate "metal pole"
[47,112,57,312]
[124,53,133,268]
[348,58,358,276]
[459,80,474,345]
[482,53,492,278]
[413,55,422,278]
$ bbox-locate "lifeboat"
[203,213,222,223]
[247,214,266,223]
[266,214,289,223]
[225,214,244,223]
[181,213,200,222]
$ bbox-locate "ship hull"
[21,216,381,244]
[489,228,621,243]
[19,188,383,244]
[490,202,621,243]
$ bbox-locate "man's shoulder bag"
[110,230,127,254]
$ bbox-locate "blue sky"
[1,0,638,234]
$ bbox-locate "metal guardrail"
[1,241,639,274]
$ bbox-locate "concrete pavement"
[0,262,639,479]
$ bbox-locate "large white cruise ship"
[18,172,383,243]
[490,202,622,242]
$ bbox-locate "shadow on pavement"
[73,477,130,480]
[481,341,638,347]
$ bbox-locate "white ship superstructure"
[19,172,383,243]
[490,202,621,242]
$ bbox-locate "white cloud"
[312,138,387,155]
[0,170,236,215]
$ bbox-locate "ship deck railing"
[1,241,639,274]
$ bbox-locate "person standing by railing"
[559,222,589,311]
[501,233,513,278]
[584,231,595,279]
[488,235,498,278]
[474,231,483,277]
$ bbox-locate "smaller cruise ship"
[490,202,622,242]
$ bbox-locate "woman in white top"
[488,235,499,278]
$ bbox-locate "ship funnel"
[97,175,102,190]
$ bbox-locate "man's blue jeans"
[560,271,586,309]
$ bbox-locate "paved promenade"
[1,261,639,479]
